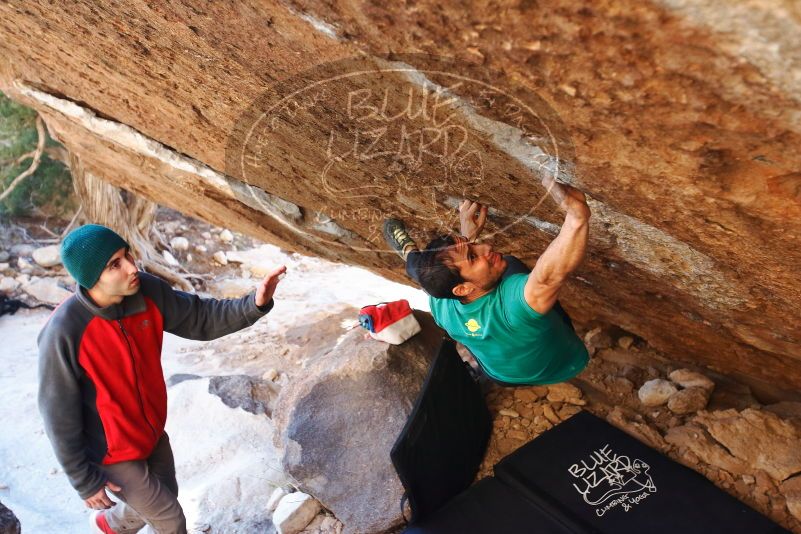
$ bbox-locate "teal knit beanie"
[61,224,129,289]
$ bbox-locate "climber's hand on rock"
[541,174,590,221]
[256,265,287,307]
[560,186,591,221]
[459,200,488,242]
[84,482,121,510]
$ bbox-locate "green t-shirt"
[429,273,589,385]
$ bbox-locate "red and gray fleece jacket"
[37,272,273,499]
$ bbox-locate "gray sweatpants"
[101,433,187,534]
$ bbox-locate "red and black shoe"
[89,510,117,534]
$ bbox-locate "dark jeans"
[408,252,576,387]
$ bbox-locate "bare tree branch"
[0,115,46,203]
[0,151,35,166]
[61,204,84,238]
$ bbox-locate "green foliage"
[0,91,76,219]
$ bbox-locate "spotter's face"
[90,247,140,302]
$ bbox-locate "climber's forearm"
[530,211,589,288]
[522,188,590,314]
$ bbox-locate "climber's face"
[443,236,507,299]
[88,247,140,306]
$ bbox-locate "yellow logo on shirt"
[465,319,481,333]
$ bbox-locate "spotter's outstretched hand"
[255,265,287,307]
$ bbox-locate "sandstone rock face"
[765,402,801,422]
[273,311,441,534]
[668,408,801,482]
[665,424,750,475]
[694,409,801,481]
[781,476,801,523]
[1,1,800,394]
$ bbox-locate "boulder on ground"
[162,250,180,266]
[667,387,710,415]
[10,244,34,257]
[32,245,62,267]
[16,257,33,271]
[617,335,634,350]
[170,236,190,251]
[267,486,289,514]
[273,311,442,534]
[668,369,715,392]
[208,375,278,416]
[638,378,678,406]
[302,514,343,534]
[212,251,228,265]
[0,277,20,293]
[23,278,71,305]
[219,229,234,243]
[273,492,321,534]
[546,382,583,403]
[513,387,546,403]
[584,326,613,354]
[224,245,286,277]
[211,278,253,298]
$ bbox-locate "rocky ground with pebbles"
[2,212,801,533]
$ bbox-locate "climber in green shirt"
[383,177,591,386]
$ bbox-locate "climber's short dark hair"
[417,235,463,299]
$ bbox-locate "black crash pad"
[403,476,574,534]
[404,410,789,533]
[391,339,492,523]
[493,410,788,534]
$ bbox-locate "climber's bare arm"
[524,180,590,315]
